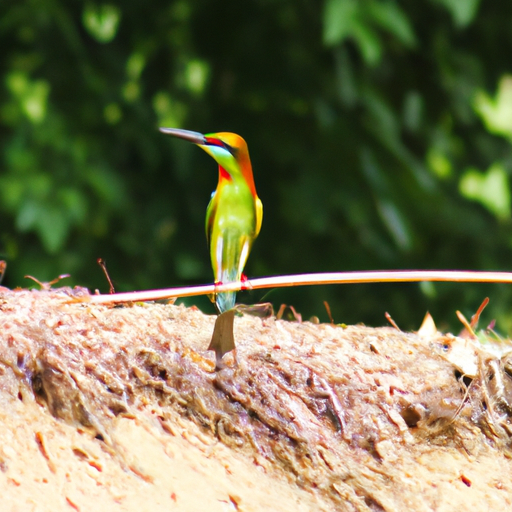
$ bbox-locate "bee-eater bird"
[159,128,263,316]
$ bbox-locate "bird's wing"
[205,191,217,246]
[254,196,263,237]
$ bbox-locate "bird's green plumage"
[160,128,262,313]
[206,168,258,311]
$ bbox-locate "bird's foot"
[213,280,223,297]
[240,273,252,291]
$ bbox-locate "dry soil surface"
[0,286,511,511]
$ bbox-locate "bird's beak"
[159,127,206,145]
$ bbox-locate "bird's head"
[160,127,256,196]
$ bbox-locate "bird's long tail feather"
[215,266,238,313]
[213,233,251,313]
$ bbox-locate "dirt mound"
[0,287,511,511]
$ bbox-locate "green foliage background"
[2,0,512,331]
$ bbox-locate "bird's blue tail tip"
[216,291,236,313]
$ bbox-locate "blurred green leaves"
[467,74,512,220]
[153,92,187,127]
[5,72,49,124]
[16,188,87,254]
[82,4,121,43]
[1,0,512,333]
[459,164,511,221]
[434,0,481,28]
[474,76,512,141]
[182,59,209,97]
[323,0,415,65]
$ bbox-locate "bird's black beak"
[159,127,206,145]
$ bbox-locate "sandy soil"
[0,286,511,511]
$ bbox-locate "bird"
[160,128,262,362]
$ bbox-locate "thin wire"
[84,270,512,304]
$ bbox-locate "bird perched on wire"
[160,127,262,363]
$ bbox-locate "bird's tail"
[216,292,236,313]
[213,232,252,313]
[215,267,238,313]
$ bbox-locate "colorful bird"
[160,128,263,315]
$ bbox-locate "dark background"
[2,0,512,333]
